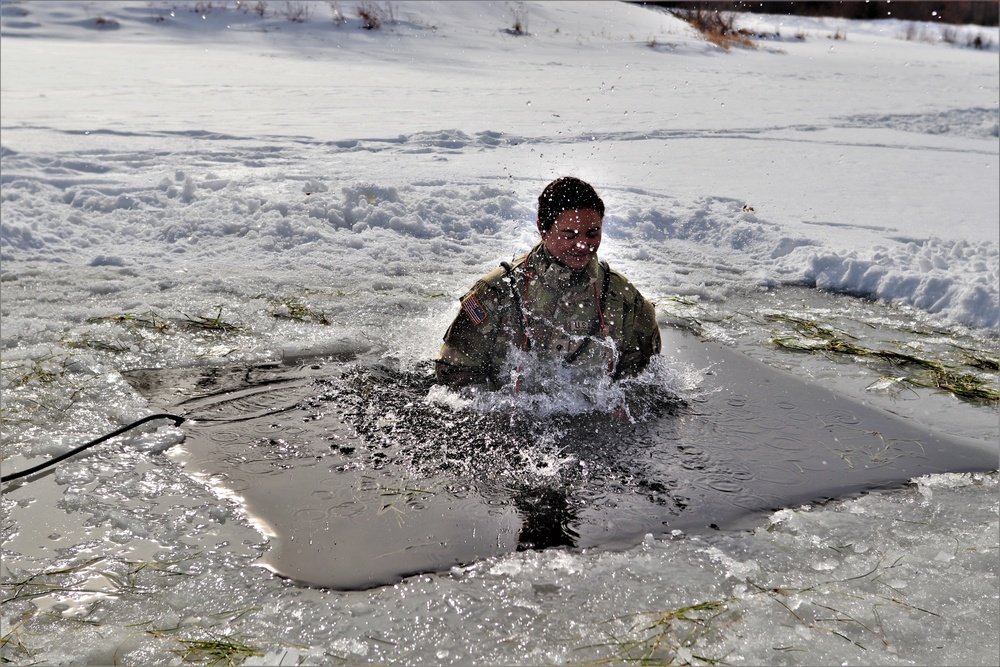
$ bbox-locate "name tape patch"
[461,293,488,325]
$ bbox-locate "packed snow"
[1,1,998,665]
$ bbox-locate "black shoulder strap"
[500,261,530,351]
[599,261,611,315]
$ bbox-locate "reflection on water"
[513,485,579,551]
[128,326,997,590]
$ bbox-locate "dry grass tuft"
[673,8,756,51]
[356,1,392,30]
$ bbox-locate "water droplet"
[526,101,531,107]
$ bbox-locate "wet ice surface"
[2,457,997,665]
[664,286,1000,443]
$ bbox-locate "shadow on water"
[125,326,998,590]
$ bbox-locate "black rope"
[1,413,185,484]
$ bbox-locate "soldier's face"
[540,208,603,270]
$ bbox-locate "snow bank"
[805,238,999,329]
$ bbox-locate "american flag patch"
[461,293,488,325]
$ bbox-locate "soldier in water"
[436,176,661,390]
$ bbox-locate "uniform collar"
[529,243,601,286]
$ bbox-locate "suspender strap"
[598,260,611,317]
[500,261,530,351]
[586,260,612,340]
[564,261,613,366]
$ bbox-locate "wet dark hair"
[537,177,605,234]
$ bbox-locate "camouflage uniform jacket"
[436,243,661,388]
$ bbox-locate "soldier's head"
[537,177,605,234]
[537,177,605,270]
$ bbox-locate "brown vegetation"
[356,0,393,30]
[673,8,757,50]
[640,1,999,27]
